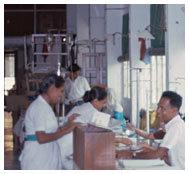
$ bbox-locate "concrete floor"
[4,111,21,170]
[4,151,21,170]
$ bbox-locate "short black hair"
[39,74,65,94]
[161,91,182,111]
[67,64,81,72]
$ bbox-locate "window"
[123,61,130,98]
[4,53,15,95]
[4,4,67,36]
[123,55,166,109]
[150,55,166,104]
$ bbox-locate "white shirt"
[160,115,185,169]
[63,76,90,104]
[19,95,62,170]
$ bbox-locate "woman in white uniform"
[19,74,80,170]
[58,87,133,168]
[58,87,108,168]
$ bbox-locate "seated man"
[116,91,185,170]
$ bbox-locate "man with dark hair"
[62,64,90,115]
[116,91,185,169]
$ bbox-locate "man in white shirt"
[63,64,90,115]
[116,91,185,169]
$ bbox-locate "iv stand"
[131,68,142,143]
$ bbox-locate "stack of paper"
[89,111,111,129]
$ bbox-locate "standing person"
[19,74,81,170]
[116,91,185,169]
[63,63,90,115]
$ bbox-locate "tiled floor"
[4,111,21,170]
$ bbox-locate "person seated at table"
[116,91,185,170]
[57,87,132,168]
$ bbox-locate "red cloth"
[42,38,48,62]
[138,37,146,60]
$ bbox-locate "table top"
[59,126,180,170]
[61,158,179,170]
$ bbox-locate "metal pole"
[136,69,140,129]
[24,36,28,70]
[146,90,150,134]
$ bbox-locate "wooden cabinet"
[73,125,115,170]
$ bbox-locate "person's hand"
[115,137,133,146]
[67,113,80,123]
[59,113,82,134]
[116,149,133,159]
[62,122,82,134]
[126,123,136,131]
[137,141,156,152]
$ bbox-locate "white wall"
[73,5,106,68]
[67,5,77,34]
[129,4,151,125]
[105,4,125,105]
[166,4,185,113]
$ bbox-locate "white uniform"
[57,102,97,168]
[160,115,185,169]
[13,115,25,145]
[19,95,62,170]
[63,76,90,104]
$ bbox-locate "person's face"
[70,70,80,80]
[48,85,65,104]
[156,97,177,124]
[92,97,107,111]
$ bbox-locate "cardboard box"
[73,125,115,170]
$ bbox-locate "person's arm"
[116,149,133,159]
[135,147,169,159]
[116,147,169,161]
[135,129,155,140]
[115,137,133,146]
[36,114,80,144]
[127,123,155,140]
[153,130,166,139]
[83,77,91,91]
[137,141,156,151]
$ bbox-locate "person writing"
[116,91,185,169]
[62,63,90,115]
[19,74,81,170]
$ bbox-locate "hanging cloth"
[138,37,146,60]
[42,37,48,62]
